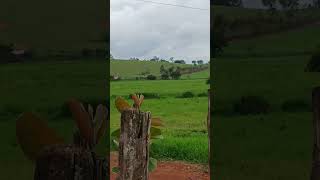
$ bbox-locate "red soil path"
[110,152,210,180]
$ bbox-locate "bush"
[233,96,270,115]
[281,99,310,112]
[198,92,208,97]
[178,91,195,98]
[146,74,157,80]
[305,50,320,72]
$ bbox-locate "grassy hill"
[111,60,198,78]
[0,0,107,55]
[212,6,320,178]
[223,25,320,57]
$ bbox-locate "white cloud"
[111,0,210,63]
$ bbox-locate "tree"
[150,56,159,61]
[192,60,197,66]
[279,0,299,16]
[171,67,182,80]
[169,57,174,63]
[197,60,204,65]
[160,65,170,80]
[174,60,186,64]
[212,0,242,7]
[262,0,277,13]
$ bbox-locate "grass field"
[0,59,209,179]
[0,60,108,179]
[110,61,210,163]
[110,60,193,78]
[212,7,320,179]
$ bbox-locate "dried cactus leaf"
[115,97,131,113]
[67,98,93,144]
[16,112,64,161]
[139,94,144,106]
[95,104,108,144]
[131,94,140,108]
[88,104,94,123]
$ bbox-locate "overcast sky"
[111,0,210,63]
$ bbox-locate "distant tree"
[160,65,170,80]
[262,0,277,13]
[174,60,186,64]
[169,57,174,63]
[279,0,299,16]
[212,0,242,7]
[192,60,197,66]
[197,60,204,65]
[171,67,182,80]
[150,56,159,61]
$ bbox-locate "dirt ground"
[110,152,210,180]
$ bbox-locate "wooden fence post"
[311,87,320,180]
[118,109,151,180]
[34,144,108,180]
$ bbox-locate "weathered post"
[34,144,108,180]
[118,109,151,180]
[311,87,320,180]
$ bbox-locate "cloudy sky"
[111,0,210,63]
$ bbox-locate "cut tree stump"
[311,87,320,180]
[118,109,151,180]
[34,144,108,180]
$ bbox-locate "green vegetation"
[0,60,108,179]
[110,63,210,164]
[212,5,320,179]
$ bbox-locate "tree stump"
[311,87,320,180]
[118,109,151,180]
[34,144,108,180]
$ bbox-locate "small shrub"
[281,99,310,112]
[305,49,320,72]
[178,91,195,98]
[146,74,157,80]
[233,96,270,115]
[198,92,208,97]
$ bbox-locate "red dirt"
[110,152,209,180]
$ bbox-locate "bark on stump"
[118,109,151,180]
[34,144,108,180]
[311,87,320,180]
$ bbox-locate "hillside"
[223,24,320,57]
[110,60,195,78]
[0,0,107,55]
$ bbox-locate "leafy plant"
[111,93,164,173]
[16,98,108,161]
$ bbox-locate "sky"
[111,0,210,63]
